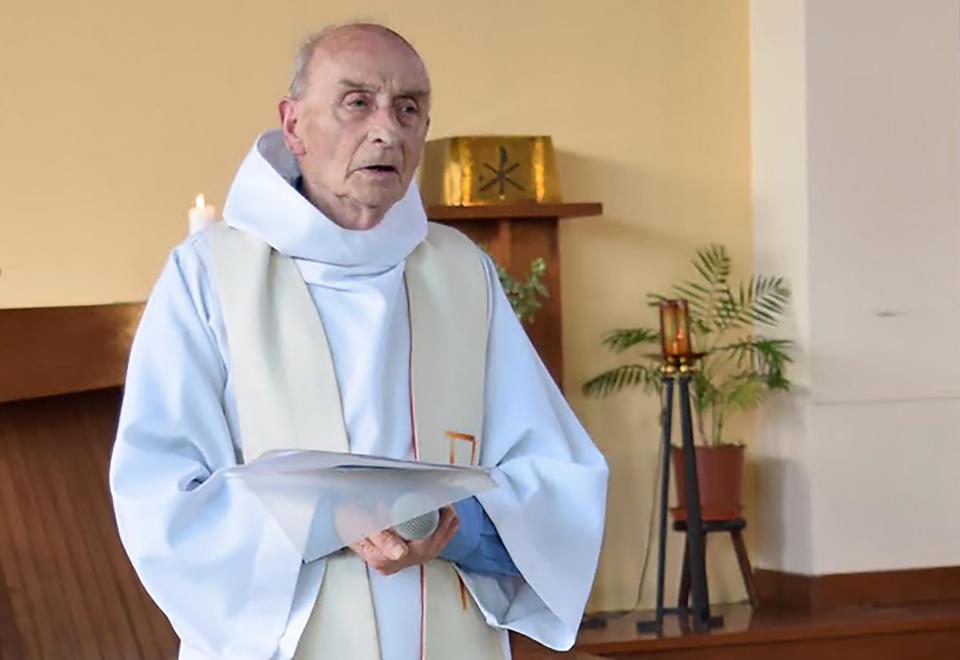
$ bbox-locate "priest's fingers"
[350,537,392,571]
[411,505,459,560]
[366,528,409,562]
[433,505,459,545]
[355,507,459,575]
[353,538,409,576]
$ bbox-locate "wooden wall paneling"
[0,516,41,658]
[511,217,563,383]
[70,392,146,657]
[576,602,960,660]
[52,396,139,659]
[0,303,143,405]
[492,219,513,266]
[74,396,147,658]
[74,392,178,658]
[756,567,960,612]
[426,202,603,221]
[0,391,179,659]
[599,628,960,660]
[30,403,118,660]
[0,409,72,658]
[64,391,177,658]
[0,449,30,660]
[442,216,563,383]
[755,569,814,611]
[0,449,30,659]
[9,401,103,658]
[511,635,607,659]
[0,562,24,659]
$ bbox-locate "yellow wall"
[0,0,752,611]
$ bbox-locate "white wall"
[752,0,960,575]
[750,0,816,575]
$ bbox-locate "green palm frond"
[659,246,791,332]
[582,364,661,398]
[672,281,714,320]
[691,371,720,412]
[721,374,768,411]
[716,337,793,390]
[667,245,737,330]
[735,275,790,327]
[583,242,793,445]
[645,292,667,307]
[692,244,731,287]
[601,327,660,353]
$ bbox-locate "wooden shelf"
[426,202,602,221]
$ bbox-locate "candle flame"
[195,194,205,209]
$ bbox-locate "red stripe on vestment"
[404,276,419,460]
[405,275,425,659]
[419,565,426,660]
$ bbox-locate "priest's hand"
[349,505,459,576]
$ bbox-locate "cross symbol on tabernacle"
[478,146,525,195]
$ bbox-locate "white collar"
[222,129,427,269]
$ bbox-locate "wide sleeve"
[109,242,303,659]
[459,256,609,651]
[439,497,520,576]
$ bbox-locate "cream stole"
[209,222,506,660]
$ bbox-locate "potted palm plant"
[583,244,792,520]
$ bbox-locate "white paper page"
[224,450,498,560]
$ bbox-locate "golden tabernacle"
[420,136,561,206]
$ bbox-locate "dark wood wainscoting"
[0,388,178,659]
[574,601,960,660]
[756,566,960,612]
[0,303,143,405]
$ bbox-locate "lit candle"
[674,301,691,355]
[659,299,693,361]
[188,194,217,234]
[659,300,679,359]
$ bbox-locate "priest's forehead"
[289,24,431,102]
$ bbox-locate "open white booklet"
[224,449,498,561]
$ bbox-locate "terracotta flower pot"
[670,444,744,522]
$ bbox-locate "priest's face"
[279,27,431,230]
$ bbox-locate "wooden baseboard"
[574,601,960,660]
[756,566,960,611]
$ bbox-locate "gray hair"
[287,23,421,99]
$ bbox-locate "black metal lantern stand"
[580,300,723,635]
[635,353,724,635]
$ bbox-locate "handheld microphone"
[392,509,440,541]
[391,493,441,540]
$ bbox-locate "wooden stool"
[674,517,759,610]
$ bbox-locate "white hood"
[222,129,428,269]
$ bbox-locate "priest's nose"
[367,108,401,146]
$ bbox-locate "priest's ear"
[278,97,307,157]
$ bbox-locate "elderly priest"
[110,22,608,660]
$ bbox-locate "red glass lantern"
[659,299,692,362]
